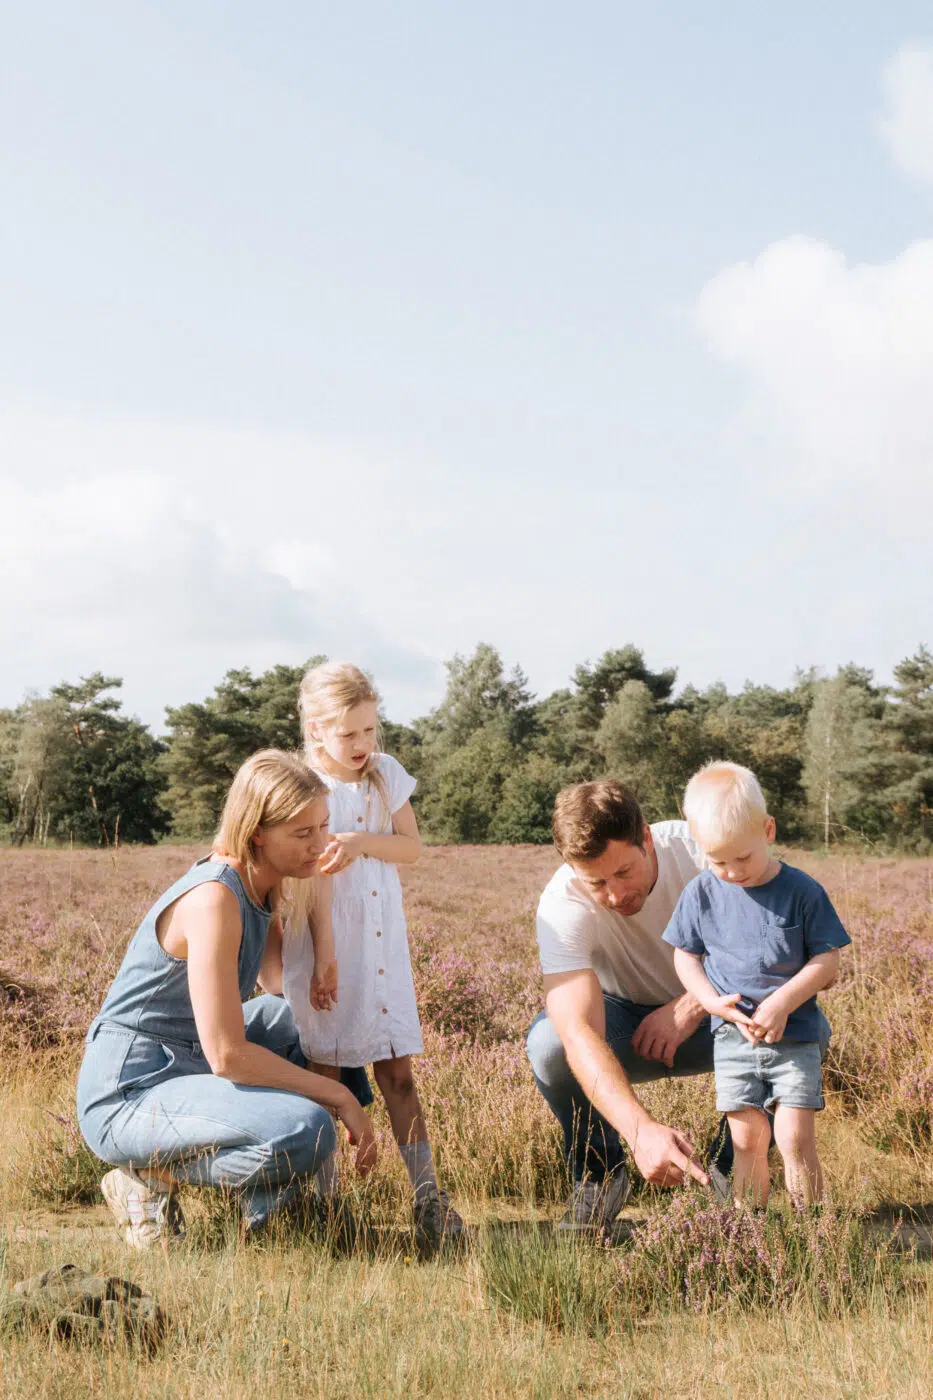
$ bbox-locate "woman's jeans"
[526,994,720,1185]
[77,994,362,1229]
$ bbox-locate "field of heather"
[1,844,933,1398]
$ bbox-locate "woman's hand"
[310,958,338,1011]
[338,1099,378,1177]
[318,832,366,876]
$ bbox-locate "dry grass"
[1,843,932,1396]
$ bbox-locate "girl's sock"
[314,1150,340,1199]
[399,1140,438,1201]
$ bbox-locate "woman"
[77,749,377,1248]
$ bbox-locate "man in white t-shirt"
[527,779,720,1232]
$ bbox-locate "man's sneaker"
[413,1187,464,1255]
[100,1168,185,1250]
[555,1168,632,1234]
[708,1162,734,1206]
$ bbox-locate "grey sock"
[399,1141,437,1200]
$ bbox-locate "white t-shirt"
[536,820,705,1005]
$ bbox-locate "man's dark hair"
[552,780,646,864]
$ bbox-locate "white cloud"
[693,233,933,528]
[880,43,933,186]
[0,404,439,726]
[690,45,933,540]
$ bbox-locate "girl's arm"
[181,881,376,1175]
[751,949,841,1044]
[318,800,422,874]
[308,874,338,1010]
[672,948,757,1039]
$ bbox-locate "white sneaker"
[100,1168,185,1250]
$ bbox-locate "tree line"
[1,643,931,851]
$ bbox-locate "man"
[527,778,723,1232]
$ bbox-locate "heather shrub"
[410,932,537,1045]
[614,1192,906,1318]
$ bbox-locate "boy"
[662,762,850,1207]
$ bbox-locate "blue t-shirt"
[662,862,851,1041]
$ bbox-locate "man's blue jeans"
[525,994,717,1184]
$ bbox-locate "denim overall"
[77,858,336,1229]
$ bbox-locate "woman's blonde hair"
[299,660,390,826]
[214,748,327,869]
[683,760,768,844]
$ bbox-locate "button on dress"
[283,753,422,1067]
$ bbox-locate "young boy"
[662,762,850,1207]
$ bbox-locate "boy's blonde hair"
[214,749,327,868]
[683,761,769,845]
[298,660,390,825]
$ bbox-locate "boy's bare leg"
[728,1108,772,1207]
[773,1105,823,1205]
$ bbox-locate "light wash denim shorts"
[713,1023,824,1114]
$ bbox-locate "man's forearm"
[562,1020,654,1147]
[670,988,707,1026]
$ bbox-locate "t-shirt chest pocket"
[758,919,804,976]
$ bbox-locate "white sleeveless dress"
[283,753,423,1067]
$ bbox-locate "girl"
[283,661,462,1250]
[77,749,377,1248]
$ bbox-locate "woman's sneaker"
[100,1168,186,1250]
[555,1168,632,1234]
[414,1187,464,1255]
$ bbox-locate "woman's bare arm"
[180,882,376,1172]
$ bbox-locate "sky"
[2,2,932,729]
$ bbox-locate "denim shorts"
[713,1024,824,1113]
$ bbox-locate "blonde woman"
[283,661,463,1252]
[77,749,377,1249]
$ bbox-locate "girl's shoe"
[413,1187,464,1254]
[100,1168,186,1250]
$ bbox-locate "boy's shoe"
[100,1168,185,1250]
[414,1187,464,1255]
[555,1168,632,1234]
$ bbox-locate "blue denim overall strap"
[90,858,272,1044]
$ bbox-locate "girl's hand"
[318,832,366,876]
[710,993,758,1044]
[750,994,789,1045]
[339,1100,378,1177]
[310,959,338,1011]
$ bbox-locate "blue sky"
[2,3,932,726]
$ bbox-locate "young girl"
[283,661,463,1250]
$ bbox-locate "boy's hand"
[318,832,366,876]
[310,958,338,1011]
[710,993,758,1044]
[750,993,788,1045]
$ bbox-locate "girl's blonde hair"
[214,748,327,870]
[683,760,769,845]
[299,660,390,826]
